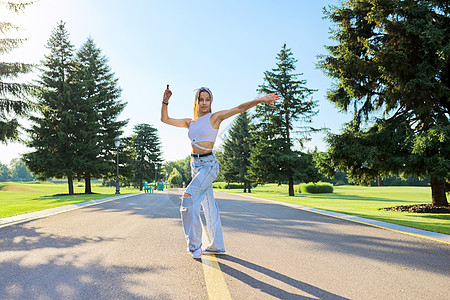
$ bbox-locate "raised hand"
[259,93,280,106]
[163,84,172,102]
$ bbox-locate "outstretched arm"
[211,93,280,128]
[160,84,191,128]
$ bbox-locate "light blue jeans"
[180,153,225,253]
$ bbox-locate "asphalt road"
[0,190,449,299]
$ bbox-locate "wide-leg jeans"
[180,153,225,253]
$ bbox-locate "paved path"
[0,190,449,299]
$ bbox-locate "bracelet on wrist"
[162,101,168,105]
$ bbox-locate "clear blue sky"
[1,0,351,165]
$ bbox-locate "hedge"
[296,182,334,194]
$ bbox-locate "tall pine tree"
[24,21,78,194]
[131,123,163,190]
[72,37,127,193]
[318,0,449,206]
[221,111,253,192]
[0,1,33,143]
[250,44,320,196]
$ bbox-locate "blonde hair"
[193,87,213,121]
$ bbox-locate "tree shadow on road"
[0,221,175,299]
[0,257,170,299]
[217,197,450,276]
[0,224,119,252]
[81,192,182,221]
[0,193,192,299]
[216,255,350,299]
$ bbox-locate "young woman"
[161,85,279,258]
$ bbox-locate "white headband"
[194,87,213,103]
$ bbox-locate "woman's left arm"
[211,93,280,127]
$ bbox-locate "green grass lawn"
[215,184,450,235]
[0,181,141,219]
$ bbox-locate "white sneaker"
[202,249,226,255]
[192,248,202,259]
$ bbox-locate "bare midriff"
[192,141,215,154]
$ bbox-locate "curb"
[217,191,450,245]
[0,193,141,229]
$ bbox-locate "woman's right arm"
[160,85,191,128]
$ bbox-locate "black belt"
[191,152,213,158]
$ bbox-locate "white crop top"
[188,113,219,151]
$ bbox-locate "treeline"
[0,120,164,190]
[0,11,164,193]
[0,159,35,182]
[321,171,430,187]
[164,154,432,191]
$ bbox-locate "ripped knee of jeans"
[180,195,193,212]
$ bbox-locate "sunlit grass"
[0,181,141,218]
[216,184,450,234]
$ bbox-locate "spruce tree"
[0,1,33,143]
[221,111,253,192]
[72,37,127,193]
[250,44,320,196]
[318,0,449,206]
[24,21,77,194]
[131,123,163,190]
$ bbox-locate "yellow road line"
[201,224,232,299]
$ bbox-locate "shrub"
[297,182,333,194]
